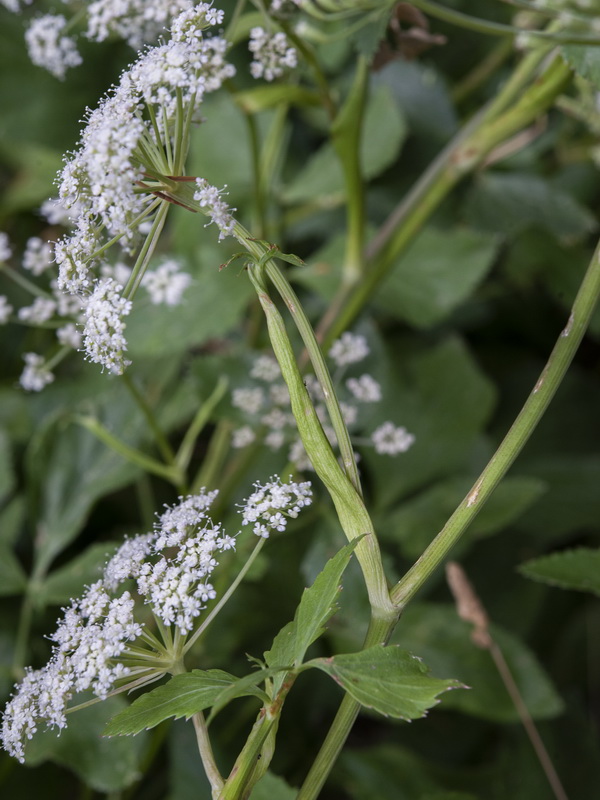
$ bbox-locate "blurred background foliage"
[0,0,599,798]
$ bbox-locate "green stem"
[121,372,176,466]
[191,419,234,495]
[183,538,267,655]
[330,56,369,283]
[74,415,184,486]
[193,712,225,799]
[123,202,170,300]
[264,259,362,495]
[296,609,399,800]
[247,263,393,615]
[411,0,600,44]
[392,233,600,608]
[175,376,229,477]
[322,52,571,344]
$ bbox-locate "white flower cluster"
[193,179,236,240]
[0,225,191,387]
[329,332,370,367]
[86,0,197,49]
[24,14,82,80]
[49,4,233,373]
[239,476,312,538]
[20,352,55,392]
[230,335,415,467]
[1,583,141,763]
[141,258,192,306]
[248,27,298,82]
[82,278,132,375]
[1,477,311,762]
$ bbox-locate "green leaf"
[207,667,275,723]
[308,645,464,720]
[0,494,24,548]
[293,538,361,665]
[0,545,27,596]
[465,173,596,242]
[264,539,360,694]
[349,11,390,58]
[519,548,600,597]
[28,419,139,571]
[360,337,496,508]
[375,227,500,328]
[0,428,15,505]
[235,85,320,114]
[394,604,564,722]
[282,84,406,205]
[249,771,297,800]
[562,45,600,88]
[25,696,146,792]
[104,669,263,736]
[37,542,119,606]
[126,252,252,360]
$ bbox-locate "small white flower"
[371,422,415,455]
[0,296,13,324]
[265,429,285,451]
[142,259,192,306]
[25,15,82,79]
[248,27,297,82]
[18,296,57,324]
[346,374,381,403]
[101,262,133,287]
[232,425,256,448]
[269,383,289,406]
[56,323,82,349]
[329,332,369,367]
[0,232,12,262]
[232,387,265,415]
[40,198,73,226]
[193,178,236,240]
[250,354,280,382]
[340,402,358,426]
[239,476,312,537]
[82,278,132,375]
[22,237,54,276]
[20,353,54,392]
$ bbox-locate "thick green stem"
[264,259,362,495]
[392,234,600,607]
[121,372,176,467]
[247,264,393,615]
[321,52,571,345]
[330,56,369,283]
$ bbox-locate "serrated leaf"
[308,645,464,720]
[562,45,600,88]
[394,604,564,722]
[206,667,276,724]
[264,539,360,694]
[104,670,263,736]
[375,226,500,328]
[293,538,361,666]
[519,548,600,597]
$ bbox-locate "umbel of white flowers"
[53,3,236,376]
[1,477,312,763]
